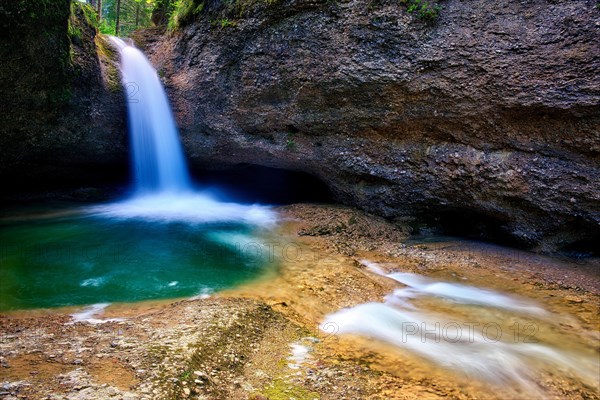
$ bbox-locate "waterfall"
[97,37,275,226]
[110,37,190,194]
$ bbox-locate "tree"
[115,0,121,35]
[97,0,155,36]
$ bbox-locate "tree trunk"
[97,0,102,21]
[135,2,140,28]
[115,0,122,36]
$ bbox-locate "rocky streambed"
[1,204,598,399]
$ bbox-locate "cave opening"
[0,163,334,207]
[413,208,529,249]
[2,162,596,257]
[412,208,599,257]
[189,163,334,205]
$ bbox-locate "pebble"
[565,295,583,304]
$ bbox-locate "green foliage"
[99,18,116,34]
[102,0,157,37]
[68,2,93,45]
[68,19,82,41]
[405,0,442,21]
[70,2,99,28]
[79,2,99,26]
[285,138,296,151]
[165,0,278,31]
[209,17,236,28]
[168,0,205,30]
[179,370,191,380]
[159,0,443,33]
[285,131,297,151]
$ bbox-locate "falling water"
[101,37,275,225]
[110,37,190,194]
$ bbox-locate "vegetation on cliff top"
[404,0,442,21]
[163,0,442,31]
[69,2,97,47]
[77,0,442,34]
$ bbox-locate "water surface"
[0,204,275,311]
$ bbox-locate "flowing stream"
[322,260,600,397]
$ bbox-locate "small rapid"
[322,261,600,397]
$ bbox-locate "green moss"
[162,0,443,32]
[259,378,320,400]
[209,17,237,28]
[167,0,281,30]
[285,131,297,151]
[168,0,206,30]
[68,19,82,41]
[70,1,98,30]
[285,138,296,151]
[95,34,117,61]
[403,0,442,21]
[68,2,99,47]
[95,34,122,93]
[80,3,99,27]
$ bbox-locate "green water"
[0,210,274,311]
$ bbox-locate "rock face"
[0,1,128,193]
[139,0,600,252]
[1,0,598,252]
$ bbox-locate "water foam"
[386,272,548,316]
[70,303,125,324]
[90,192,276,226]
[80,277,105,288]
[107,37,277,228]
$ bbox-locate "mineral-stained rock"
[137,0,599,252]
